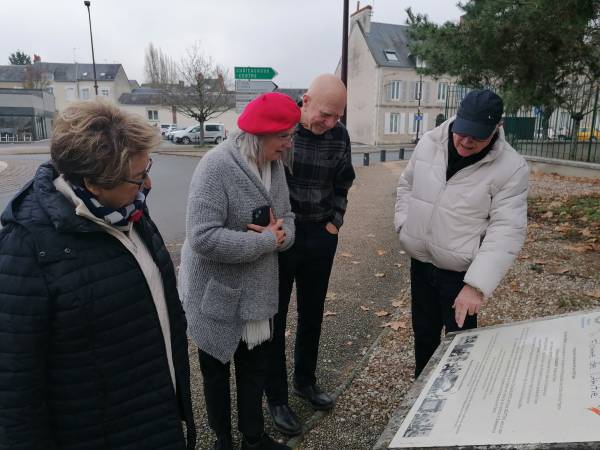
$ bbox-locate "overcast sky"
[2,0,463,88]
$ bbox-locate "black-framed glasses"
[122,158,153,187]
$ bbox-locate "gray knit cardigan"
[179,138,295,363]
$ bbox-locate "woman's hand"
[247,209,286,247]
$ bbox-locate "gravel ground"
[166,164,600,450]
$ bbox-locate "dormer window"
[384,50,398,61]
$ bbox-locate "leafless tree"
[144,43,178,88]
[144,42,232,145]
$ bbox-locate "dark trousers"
[410,258,477,378]
[266,221,338,405]
[198,340,270,439]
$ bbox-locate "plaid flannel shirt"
[285,122,355,229]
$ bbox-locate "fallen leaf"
[394,263,402,268]
[550,267,570,275]
[392,300,403,308]
[346,341,353,346]
[325,292,338,300]
[351,260,361,265]
[323,311,337,317]
[529,223,542,229]
[584,290,600,299]
[518,253,531,260]
[566,244,594,253]
[533,259,546,265]
[399,250,406,254]
[375,310,389,317]
[542,211,554,219]
[581,228,593,237]
[375,272,386,278]
[554,225,571,233]
[381,320,407,331]
[340,252,353,258]
[360,305,371,311]
[366,233,375,238]
[377,249,387,256]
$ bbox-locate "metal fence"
[443,85,600,163]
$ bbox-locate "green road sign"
[234,66,277,80]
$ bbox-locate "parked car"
[173,123,226,144]
[159,124,175,136]
[166,126,186,141]
[576,127,600,141]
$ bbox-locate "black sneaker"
[240,433,291,450]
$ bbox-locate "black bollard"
[363,152,370,166]
[399,147,405,160]
[380,149,386,162]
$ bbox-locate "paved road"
[0,153,201,243]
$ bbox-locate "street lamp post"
[83,1,99,96]
[415,73,423,143]
[415,57,425,143]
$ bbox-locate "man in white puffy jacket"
[394,90,528,378]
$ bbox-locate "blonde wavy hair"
[51,100,160,188]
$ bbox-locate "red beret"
[237,92,301,135]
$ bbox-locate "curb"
[286,325,395,448]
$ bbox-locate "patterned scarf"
[70,182,150,230]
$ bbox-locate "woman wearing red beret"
[179,93,300,450]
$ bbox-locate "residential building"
[340,5,454,145]
[0,60,131,112]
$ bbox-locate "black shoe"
[240,433,291,450]
[293,383,335,411]
[214,434,233,450]
[267,403,302,436]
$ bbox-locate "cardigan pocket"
[200,278,241,322]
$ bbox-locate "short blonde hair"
[51,100,160,188]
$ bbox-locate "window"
[100,88,110,97]
[205,125,220,131]
[413,81,422,101]
[384,50,398,61]
[81,88,90,100]
[65,87,75,101]
[147,110,159,121]
[389,113,400,133]
[388,81,401,101]
[384,112,402,134]
[437,82,448,102]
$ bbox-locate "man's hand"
[453,284,484,328]
[325,222,338,235]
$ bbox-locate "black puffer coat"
[0,162,196,450]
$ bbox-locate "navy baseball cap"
[453,89,503,140]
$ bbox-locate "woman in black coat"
[0,101,196,450]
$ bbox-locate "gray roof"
[276,88,306,104]
[361,22,415,68]
[119,87,236,108]
[0,62,124,83]
[0,65,28,82]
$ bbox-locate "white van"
[173,123,226,144]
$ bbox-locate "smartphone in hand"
[251,205,270,227]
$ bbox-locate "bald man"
[266,74,355,436]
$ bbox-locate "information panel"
[390,311,600,448]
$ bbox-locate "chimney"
[33,54,41,63]
[351,4,372,33]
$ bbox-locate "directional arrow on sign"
[235,80,278,93]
